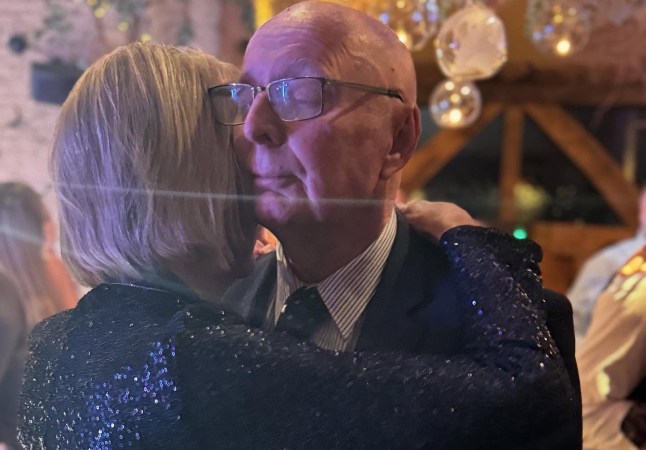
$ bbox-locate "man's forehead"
[241,40,336,84]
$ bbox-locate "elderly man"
[220,1,580,447]
[222,0,465,352]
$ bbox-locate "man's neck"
[276,208,394,283]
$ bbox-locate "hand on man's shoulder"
[399,200,481,241]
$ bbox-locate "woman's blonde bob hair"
[52,43,253,286]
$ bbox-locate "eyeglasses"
[208,76,405,126]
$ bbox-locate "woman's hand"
[253,226,277,258]
[400,201,480,241]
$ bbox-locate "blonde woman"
[18,43,576,449]
[0,182,75,448]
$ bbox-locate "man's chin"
[255,195,306,229]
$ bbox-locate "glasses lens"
[268,78,323,121]
[210,85,254,125]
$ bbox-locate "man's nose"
[242,92,286,148]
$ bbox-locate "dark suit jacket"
[223,214,582,446]
[225,216,577,367]
[223,214,470,350]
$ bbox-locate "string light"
[555,38,572,55]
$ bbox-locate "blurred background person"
[0,182,76,449]
[578,246,646,449]
[568,186,646,346]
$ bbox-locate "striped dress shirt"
[265,211,397,352]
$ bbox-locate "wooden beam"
[418,81,646,107]
[478,82,646,107]
[499,106,524,225]
[530,221,634,292]
[524,103,639,228]
[401,103,503,193]
[415,63,646,106]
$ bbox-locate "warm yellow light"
[460,86,471,96]
[444,80,455,91]
[396,0,406,8]
[117,21,129,32]
[94,7,106,18]
[140,33,152,43]
[553,13,564,24]
[622,256,644,275]
[596,371,610,399]
[450,93,461,103]
[448,109,464,125]
[87,0,97,6]
[396,30,410,47]
[555,38,572,56]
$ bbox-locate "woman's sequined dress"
[18,227,578,449]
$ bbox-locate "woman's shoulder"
[20,282,207,448]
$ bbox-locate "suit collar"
[225,212,460,354]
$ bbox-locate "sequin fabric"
[19,226,579,449]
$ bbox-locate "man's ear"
[380,105,421,179]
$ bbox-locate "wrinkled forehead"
[241,20,352,84]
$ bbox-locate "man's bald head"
[249,1,418,105]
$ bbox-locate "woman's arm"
[176,221,577,449]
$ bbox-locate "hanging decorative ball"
[434,2,507,81]
[371,0,440,51]
[526,0,593,57]
[429,79,482,129]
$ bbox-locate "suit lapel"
[357,213,463,354]
[357,213,428,351]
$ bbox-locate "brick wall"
[0,0,60,214]
[0,0,250,218]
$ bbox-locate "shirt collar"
[275,210,397,338]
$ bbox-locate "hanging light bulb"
[429,79,482,129]
[371,0,440,51]
[526,0,592,57]
[434,2,507,81]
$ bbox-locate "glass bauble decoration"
[371,0,440,51]
[435,2,507,81]
[429,79,482,129]
[526,0,592,57]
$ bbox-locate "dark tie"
[275,286,330,339]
